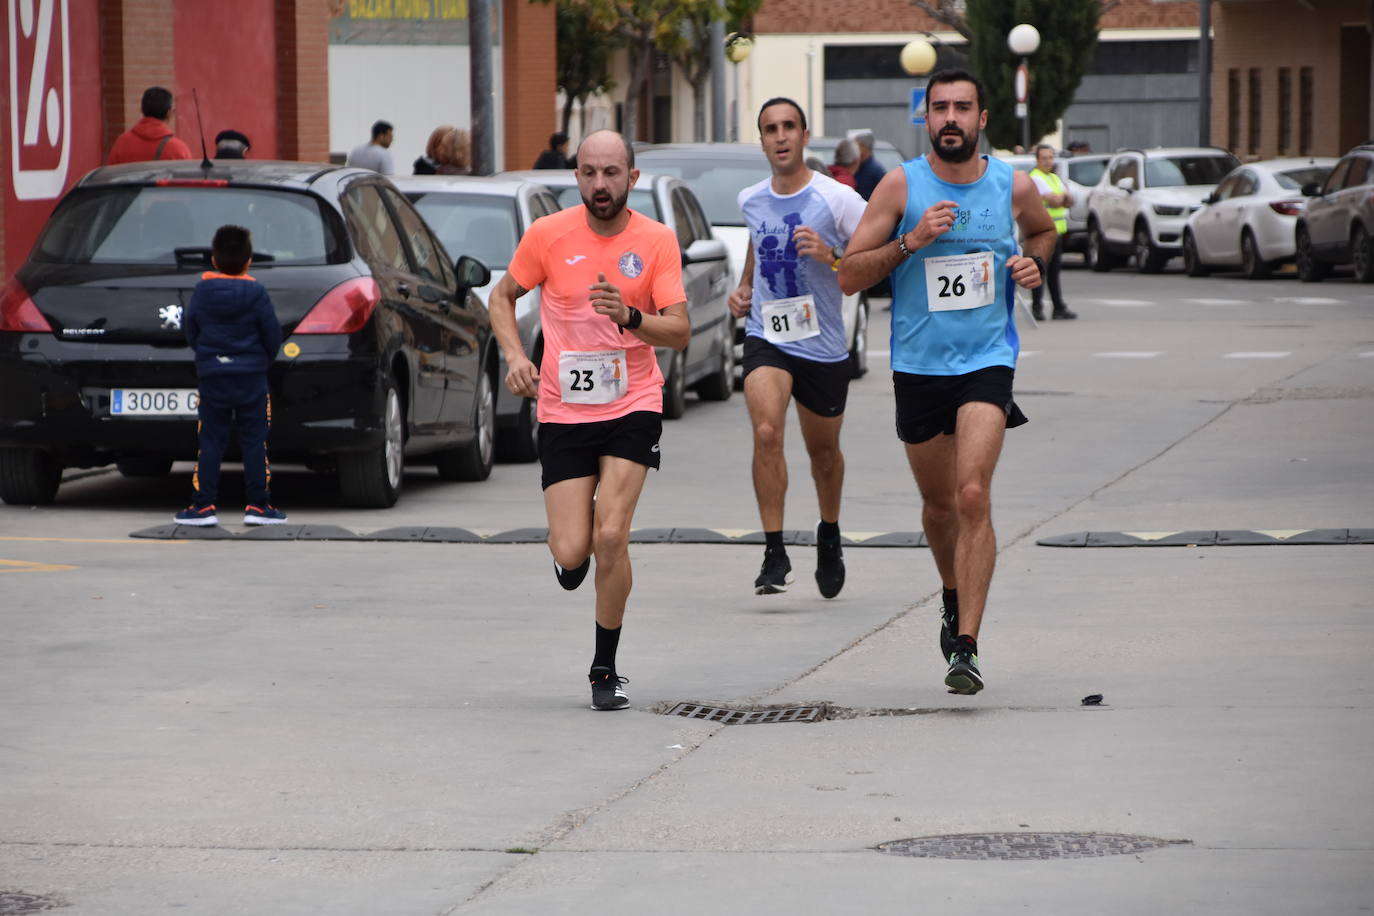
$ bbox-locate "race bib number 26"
[924,251,996,312]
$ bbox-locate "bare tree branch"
[909,0,973,41]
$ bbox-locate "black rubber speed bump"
[629,528,674,543]
[860,531,928,548]
[1039,529,1370,548]
[666,527,735,544]
[131,524,236,540]
[488,527,549,543]
[367,526,429,541]
[419,527,483,543]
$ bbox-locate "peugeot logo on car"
[159,304,182,330]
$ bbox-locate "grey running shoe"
[944,638,984,695]
[754,546,793,595]
[555,557,591,591]
[589,666,629,710]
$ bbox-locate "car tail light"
[0,277,52,332]
[154,178,229,187]
[1269,200,1304,216]
[294,277,381,334]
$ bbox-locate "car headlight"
[1152,204,1185,216]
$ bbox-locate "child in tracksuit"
[173,225,287,526]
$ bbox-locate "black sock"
[817,520,840,542]
[764,530,785,551]
[593,623,621,672]
[942,587,958,610]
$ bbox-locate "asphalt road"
[2,260,1371,914]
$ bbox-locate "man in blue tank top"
[839,69,1056,696]
[728,98,867,600]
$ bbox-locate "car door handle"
[397,283,411,299]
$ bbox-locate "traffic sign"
[910,87,926,125]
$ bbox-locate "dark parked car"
[1295,145,1374,282]
[0,160,497,508]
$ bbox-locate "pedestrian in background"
[436,128,471,174]
[413,126,449,174]
[829,138,859,189]
[850,129,886,201]
[346,120,395,175]
[1028,143,1077,320]
[108,87,193,164]
[214,129,251,159]
[174,225,287,529]
[534,131,574,169]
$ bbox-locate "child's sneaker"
[173,504,218,526]
[243,504,288,526]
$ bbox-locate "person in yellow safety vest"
[1028,144,1078,320]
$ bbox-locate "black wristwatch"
[617,306,643,335]
[1029,255,1046,278]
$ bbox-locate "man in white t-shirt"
[727,98,868,599]
[346,120,395,175]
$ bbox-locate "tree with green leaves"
[551,2,621,136]
[963,0,1102,149]
[660,0,761,141]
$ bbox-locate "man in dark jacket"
[109,87,194,164]
[533,131,574,169]
[174,225,286,527]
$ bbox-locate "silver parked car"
[1295,146,1374,282]
[500,169,735,418]
[392,174,561,461]
[1182,158,1336,279]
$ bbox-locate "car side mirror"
[454,255,491,290]
[682,237,728,265]
[1203,193,1217,205]
[1301,182,1322,197]
[1116,176,1136,192]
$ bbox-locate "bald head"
[577,130,635,170]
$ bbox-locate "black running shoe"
[555,557,591,591]
[939,601,958,662]
[753,546,793,595]
[589,666,629,710]
[814,525,845,599]
[944,637,984,695]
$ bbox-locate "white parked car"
[1086,147,1240,273]
[1182,158,1337,279]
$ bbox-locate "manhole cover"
[0,891,67,915]
[664,702,825,724]
[875,832,1189,860]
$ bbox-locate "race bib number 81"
[761,295,821,344]
[558,349,627,405]
[924,251,996,312]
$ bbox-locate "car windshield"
[632,155,769,226]
[33,186,345,266]
[1068,159,1107,187]
[408,192,519,269]
[550,186,659,220]
[1275,166,1332,191]
[1144,155,1239,188]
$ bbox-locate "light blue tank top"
[889,156,1020,376]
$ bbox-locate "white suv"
[1086,147,1239,273]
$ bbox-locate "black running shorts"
[539,410,662,489]
[742,335,851,418]
[893,365,1029,444]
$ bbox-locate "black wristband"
[624,306,643,330]
[1029,255,1046,278]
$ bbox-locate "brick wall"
[276,0,331,161]
[503,0,557,171]
[1101,0,1198,30]
[99,0,177,154]
[1210,0,1366,159]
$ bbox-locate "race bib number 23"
[558,349,628,405]
[924,251,996,312]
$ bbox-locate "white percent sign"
[8,0,71,200]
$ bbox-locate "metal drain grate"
[876,832,1190,860]
[0,891,67,915]
[665,702,825,724]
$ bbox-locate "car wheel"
[437,367,496,481]
[116,456,173,477]
[0,447,62,505]
[1353,225,1374,283]
[1183,231,1210,278]
[663,349,687,420]
[1240,229,1271,280]
[1135,224,1166,274]
[1088,221,1113,272]
[495,395,539,463]
[848,295,869,379]
[1295,225,1328,283]
[338,377,404,508]
[695,319,735,402]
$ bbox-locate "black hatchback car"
[0,160,497,508]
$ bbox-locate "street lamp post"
[1007,23,1041,153]
[726,33,753,141]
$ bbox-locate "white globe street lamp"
[726,34,754,141]
[1007,23,1041,151]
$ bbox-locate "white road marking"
[1090,298,1155,307]
[1273,296,1344,306]
[1185,298,1250,306]
[1018,350,1041,357]
[1359,352,1374,358]
[1093,351,1162,358]
[1224,351,1291,359]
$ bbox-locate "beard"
[582,185,631,221]
[931,124,979,163]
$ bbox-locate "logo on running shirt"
[565,255,587,265]
[618,252,644,278]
